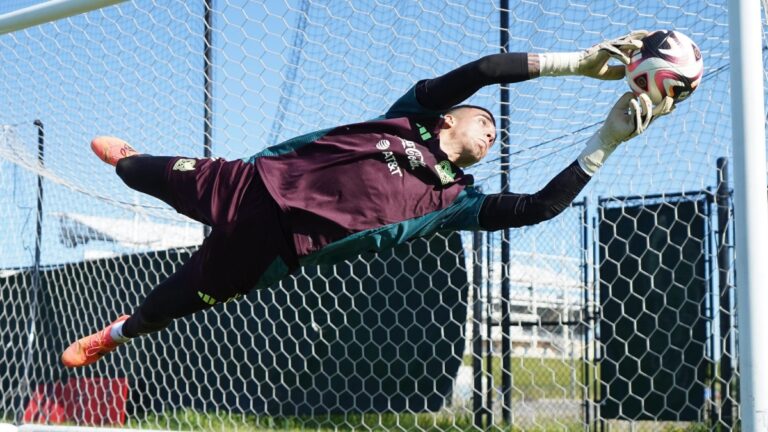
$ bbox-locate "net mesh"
[0,0,761,430]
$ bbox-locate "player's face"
[444,108,496,167]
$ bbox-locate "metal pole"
[203,0,213,237]
[472,228,485,429]
[203,0,213,159]
[485,231,494,425]
[17,120,45,423]
[716,157,733,430]
[581,198,590,429]
[592,213,602,431]
[499,0,512,424]
[728,1,768,430]
[33,120,44,304]
[703,196,717,429]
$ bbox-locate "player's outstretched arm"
[415,52,533,111]
[414,31,647,111]
[478,92,674,231]
[538,30,648,80]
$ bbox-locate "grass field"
[123,356,706,431]
[128,410,710,431]
[6,357,711,431]
[462,355,588,400]
[129,410,582,431]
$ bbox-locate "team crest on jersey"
[172,158,196,171]
[435,160,456,185]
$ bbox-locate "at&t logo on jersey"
[374,139,402,177]
[400,139,425,170]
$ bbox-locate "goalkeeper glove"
[578,92,675,175]
[540,30,649,80]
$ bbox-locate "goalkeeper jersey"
[246,84,486,267]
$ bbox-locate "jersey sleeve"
[385,53,531,119]
[384,81,448,119]
[478,161,591,231]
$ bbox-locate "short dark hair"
[446,104,496,125]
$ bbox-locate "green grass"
[463,355,590,400]
[128,410,587,431]
[7,357,713,431]
[129,410,712,431]
[122,355,591,431]
[124,356,594,430]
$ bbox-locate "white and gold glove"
[578,92,674,175]
[540,30,649,80]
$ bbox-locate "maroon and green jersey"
[245,85,486,266]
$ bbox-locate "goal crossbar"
[0,0,127,36]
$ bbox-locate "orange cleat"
[61,315,130,368]
[91,136,139,166]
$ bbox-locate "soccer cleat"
[61,315,130,368]
[91,136,139,166]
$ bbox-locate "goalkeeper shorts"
[161,156,298,304]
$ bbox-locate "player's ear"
[442,113,456,129]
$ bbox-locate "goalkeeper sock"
[109,321,131,343]
[539,52,580,76]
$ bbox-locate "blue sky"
[0,0,747,285]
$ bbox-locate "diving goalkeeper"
[62,31,673,368]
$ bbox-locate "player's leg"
[60,250,214,368]
[92,136,258,228]
[60,229,293,368]
[61,173,297,367]
[91,136,179,207]
[114,154,178,207]
[115,212,291,339]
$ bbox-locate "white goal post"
[728,0,768,430]
[0,0,127,36]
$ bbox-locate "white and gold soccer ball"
[626,30,704,104]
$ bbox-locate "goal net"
[0,0,759,430]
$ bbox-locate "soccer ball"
[625,30,703,104]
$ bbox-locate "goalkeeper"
[62,31,673,368]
